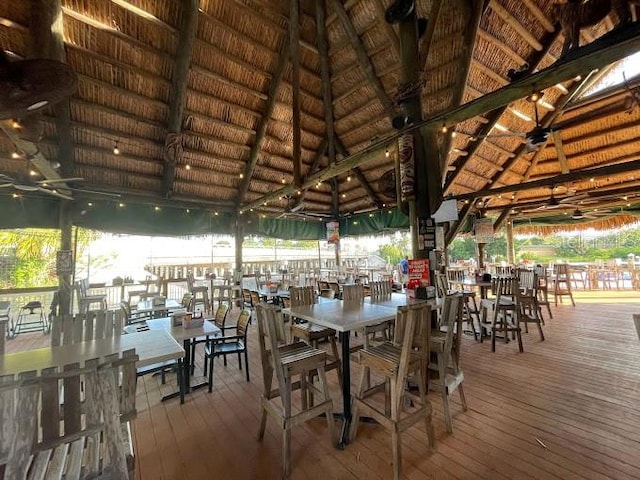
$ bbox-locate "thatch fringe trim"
[514,214,640,236]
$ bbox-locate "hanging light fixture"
[113,142,120,155]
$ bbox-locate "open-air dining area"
[2,0,640,478]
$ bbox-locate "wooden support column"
[234,219,244,273]
[506,218,515,264]
[398,10,440,260]
[290,0,302,186]
[161,0,199,198]
[316,0,335,165]
[32,0,74,314]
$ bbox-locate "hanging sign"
[398,134,415,200]
[326,221,340,244]
[417,217,436,251]
[56,250,73,275]
[474,217,494,244]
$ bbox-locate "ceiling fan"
[378,169,397,199]
[0,56,77,120]
[571,208,614,220]
[470,92,554,152]
[0,173,121,200]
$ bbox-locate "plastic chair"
[14,300,47,335]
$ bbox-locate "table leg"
[338,330,351,449]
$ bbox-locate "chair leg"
[537,320,545,341]
[316,366,335,447]
[282,377,292,479]
[244,350,250,382]
[207,353,214,393]
[438,352,452,433]
[349,365,368,442]
[258,366,273,441]
[392,428,401,480]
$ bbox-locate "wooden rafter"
[330,0,393,112]
[290,0,301,187]
[241,22,640,211]
[160,0,199,198]
[335,139,382,209]
[439,0,486,176]
[236,36,289,204]
[488,0,543,51]
[316,0,335,165]
[444,29,561,193]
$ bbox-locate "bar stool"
[552,263,575,306]
[14,300,47,335]
[187,272,210,314]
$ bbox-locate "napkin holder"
[172,310,188,326]
[152,295,166,306]
[183,312,204,329]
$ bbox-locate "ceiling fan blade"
[67,187,121,198]
[36,177,84,185]
[38,186,73,200]
[14,184,39,192]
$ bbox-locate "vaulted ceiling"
[1,0,640,234]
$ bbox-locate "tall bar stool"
[551,263,575,306]
[14,300,47,335]
[187,272,210,314]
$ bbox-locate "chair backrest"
[0,350,138,479]
[50,310,124,347]
[213,303,229,328]
[289,286,315,307]
[437,294,463,362]
[120,300,132,318]
[434,272,450,297]
[490,276,518,298]
[318,280,330,291]
[236,309,251,338]
[369,280,392,298]
[319,289,335,299]
[243,288,252,303]
[250,290,262,307]
[342,284,364,302]
[517,269,537,292]
[181,292,194,309]
[327,281,340,296]
[553,263,570,278]
[255,303,289,380]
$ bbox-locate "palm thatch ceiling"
[1,0,640,234]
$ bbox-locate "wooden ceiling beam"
[439,0,487,177]
[330,0,394,112]
[335,139,382,209]
[476,30,528,66]
[488,0,543,51]
[451,159,640,201]
[317,0,335,167]
[444,29,561,192]
[236,35,289,204]
[110,0,177,33]
[290,0,302,187]
[522,0,555,32]
[242,21,640,212]
[161,0,199,198]
[373,0,400,58]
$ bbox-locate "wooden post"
[234,219,243,274]
[290,0,302,187]
[477,242,486,271]
[506,219,515,265]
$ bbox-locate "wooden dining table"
[124,316,221,402]
[285,295,409,448]
[0,329,185,404]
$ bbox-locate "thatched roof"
[1,0,640,236]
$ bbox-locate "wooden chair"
[369,280,393,298]
[327,281,341,299]
[192,303,228,375]
[0,350,138,479]
[342,283,364,301]
[534,264,553,320]
[289,287,342,387]
[255,303,335,479]
[242,288,253,309]
[440,272,480,340]
[74,279,107,314]
[187,272,210,314]
[120,300,151,325]
[205,309,251,392]
[50,310,124,346]
[516,270,545,341]
[551,263,575,306]
[482,276,523,352]
[14,300,48,335]
[350,303,435,480]
[429,294,467,433]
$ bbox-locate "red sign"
[407,259,430,288]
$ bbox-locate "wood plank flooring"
[5,290,640,479]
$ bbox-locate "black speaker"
[385,0,415,24]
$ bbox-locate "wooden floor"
[5,290,640,479]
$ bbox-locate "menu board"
[418,217,436,250]
[408,258,430,286]
[326,221,339,244]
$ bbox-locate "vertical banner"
[398,134,415,201]
[408,258,430,287]
[326,221,340,244]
